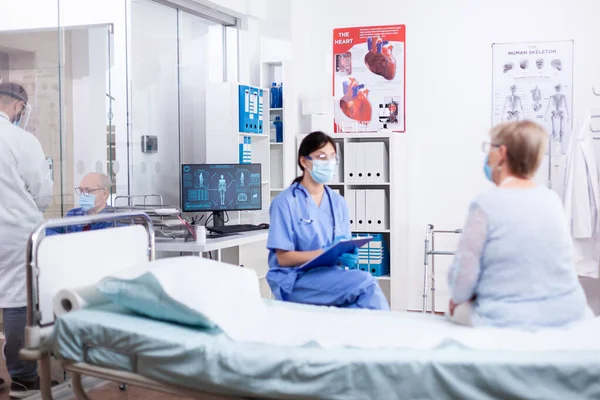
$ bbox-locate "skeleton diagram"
[545,84,569,144]
[502,85,524,121]
[531,86,542,112]
[218,175,226,205]
[240,172,245,187]
[199,173,204,188]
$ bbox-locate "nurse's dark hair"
[292,131,336,184]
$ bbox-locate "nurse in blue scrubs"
[266,131,389,310]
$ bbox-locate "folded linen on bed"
[52,262,156,317]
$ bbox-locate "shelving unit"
[205,81,272,297]
[296,131,406,309]
[261,61,295,203]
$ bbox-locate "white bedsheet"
[56,256,600,352]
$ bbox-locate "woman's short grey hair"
[489,121,547,179]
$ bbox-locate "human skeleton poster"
[492,40,574,154]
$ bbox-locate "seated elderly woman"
[448,120,589,330]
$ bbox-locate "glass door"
[0,26,63,217]
[58,23,115,213]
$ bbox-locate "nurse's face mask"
[305,150,338,184]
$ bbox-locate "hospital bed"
[22,212,600,400]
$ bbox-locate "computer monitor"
[181,164,262,224]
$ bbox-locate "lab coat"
[0,112,53,307]
[563,112,600,278]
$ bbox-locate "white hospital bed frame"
[20,211,238,400]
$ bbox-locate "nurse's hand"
[337,247,359,269]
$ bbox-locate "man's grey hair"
[98,173,113,190]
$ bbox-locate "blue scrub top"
[267,183,351,270]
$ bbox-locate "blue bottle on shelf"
[274,116,283,143]
[270,82,279,109]
[278,82,283,108]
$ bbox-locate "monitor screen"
[181,164,262,212]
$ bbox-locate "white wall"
[289,0,600,310]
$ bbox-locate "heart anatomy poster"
[492,40,574,154]
[333,24,406,133]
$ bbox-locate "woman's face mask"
[483,155,494,182]
[309,159,337,184]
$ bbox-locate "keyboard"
[207,224,266,235]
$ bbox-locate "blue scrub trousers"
[3,307,37,381]
[269,267,390,310]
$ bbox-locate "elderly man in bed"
[46,172,115,235]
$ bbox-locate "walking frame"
[422,225,461,313]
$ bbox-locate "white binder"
[373,189,389,230]
[355,189,366,231]
[345,189,356,231]
[354,142,366,182]
[365,190,376,231]
[366,142,389,182]
[344,142,356,183]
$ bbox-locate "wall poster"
[492,40,574,154]
[333,24,406,133]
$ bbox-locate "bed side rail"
[24,211,155,350]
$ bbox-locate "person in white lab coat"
[0,82,54,397]
[563,111,600,279]
[563,111,600,316]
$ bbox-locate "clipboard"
[299,237,373,272]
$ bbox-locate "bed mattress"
[46,302,600,400]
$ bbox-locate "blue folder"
[299,237,373,272]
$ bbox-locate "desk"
[155,230,269,261]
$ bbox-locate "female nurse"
[266,131,389,310]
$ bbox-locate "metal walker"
[422,224,462,313]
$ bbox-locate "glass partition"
[59,24,115,210]
[179,11,226,165]
[129,0,180,207]
[0,0,238,216]
[0,1,62,217]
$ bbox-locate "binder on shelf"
[355,189,366,231]
[344,142,356,183]
[239,136,252,164]
[346,189,356,231]
[366,142,389,182]
[354,142,366,182]
[258,89,264,134]
[353,233,390,277]
[373,189,389,230]
[251,87,259,134]
[365,190,376,231]
[238,85,250,133]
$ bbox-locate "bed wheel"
[119,383,127,391]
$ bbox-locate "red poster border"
[332,24,406,133]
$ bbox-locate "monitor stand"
[212,211,225,228]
